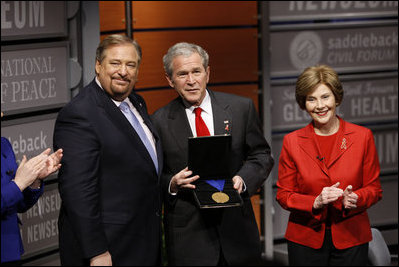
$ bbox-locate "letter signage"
[270,1,398,22]
[1,42,69,115]
[1,1,67,41]
[271,26,398,78]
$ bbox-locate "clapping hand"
[14,151,49,191]
[37,148,63,179]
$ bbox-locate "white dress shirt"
[185,90,214,136]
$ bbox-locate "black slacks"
[288,229,369,266]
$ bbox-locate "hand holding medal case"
[188,135,243,208]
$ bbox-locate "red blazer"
[277,117,382,249]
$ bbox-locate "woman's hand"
[13,152,48,191]
[313,182,344,209]
[37,148,63,179]
[342,185,358,210]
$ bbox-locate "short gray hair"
[96,34,142,64]
[163,42,209,77]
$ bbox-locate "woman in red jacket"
[276,65,382,266]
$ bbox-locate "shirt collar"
[187,89,211,114]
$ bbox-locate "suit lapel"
[168,98,193,156]
[298,123,329,176]
[209,90,232,135]
[92,82,134,142]
[93,83,157,174]
[165,90,232,157]
[327,119,354,168]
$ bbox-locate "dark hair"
[96,34,142,64]
[295,65,344,110]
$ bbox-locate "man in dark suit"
[151,42,274,265]
[53,35,162,266]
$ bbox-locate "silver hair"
[163,42,209,77]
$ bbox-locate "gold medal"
[212,192,229,203]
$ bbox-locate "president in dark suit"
[53,35,162,266]
[151,42,274,265]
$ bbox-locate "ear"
[166,74,174,88]
[95,60,101,75]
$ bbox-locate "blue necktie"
[119,101,158,173]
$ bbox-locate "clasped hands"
[170,167,244,194]
[313,182,358,210]
[13,148,63,191]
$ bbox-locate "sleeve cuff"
[168,180,177,196]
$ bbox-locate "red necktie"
[194,107,210,137]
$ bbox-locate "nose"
[315,98,324,109]
[118,64,127,76]
[186,73,195,84]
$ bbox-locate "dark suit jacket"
[151,89,274,265]
[53,79,162,266]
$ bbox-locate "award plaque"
[188,135,243,209]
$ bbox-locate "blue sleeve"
[18,183,44,213]
[1,137,44,215]
[1,180,24,216]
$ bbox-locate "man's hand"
[170,167,200,194]
[90,251,112,266]
[232,176,244,194]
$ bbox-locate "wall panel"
[211,84,259,111]
[136,89,178,114]
[132,1,257,29]
[99,1,125,32]
[134,28,258,89]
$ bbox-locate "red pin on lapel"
[341,138,347,150]
[224,120,229,133]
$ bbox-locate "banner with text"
[270,1,398,22]
[1,115,57,164]
[270,25,398,78]
[18,183,61,258]
[1,1,67,41]
[1,42,69,115]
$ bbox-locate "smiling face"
[166,52,210,106]
[305,83,338,130]
[95,43,139,101]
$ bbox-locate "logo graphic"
[290,31,323,70]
